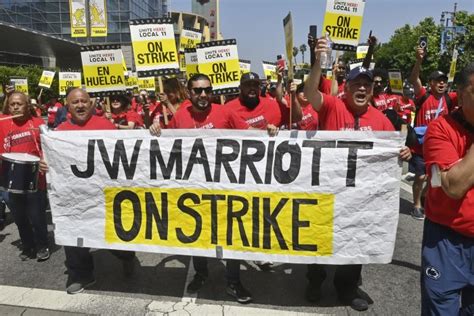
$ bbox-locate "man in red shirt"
[408,47,457,220]
[150,74,253,304]
[44,96,63,128]
[0,92,49,261]
[372,71,399,112]
[226,72,302,130]
[422,62,474,315]
[55,88,136,294]
[304,37,411,311]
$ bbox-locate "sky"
[169,0,473,75]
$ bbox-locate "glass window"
[45,2,60,12]
[107,0,119,11]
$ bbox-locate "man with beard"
[226,72,302,130]
[304,37,412,311]
[408,47,457,220]
[55,88,137,294]
[150,74,255,304]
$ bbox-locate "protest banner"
[448,49,458,83]
[388,71,403,94]
[239,59,251,76]
[89,0,107,37]
[322,0,366,51]
[356,44,369,59]
[10,78,28,95]
[262,61,278,83]
[125,71,138,91]
[38,70,56,89]
[69,0,87,38]
[179,52,186,72]
[42,129,404,264]
[179,28,203,52]
[81,45,126,96]
[185,48,199,81]
[121,51,128,76]
[129,18,180,77]
[196,39,240,95]
[138,77,156,92]
[349,58,375,70]
[283,12,294,80]
[59,72,82,96]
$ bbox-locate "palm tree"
[299,44,307,64]
[293,46,299,66]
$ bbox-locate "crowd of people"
[0,33,472,314]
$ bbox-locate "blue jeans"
[421,219,474,315]
[192,256,241,284]
[9,190,48,250]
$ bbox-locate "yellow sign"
[137,77,156,91]
[38,70,55,89]
[185,49,199,80]
[59,72,82,96]
[105,187,334,256]
[388,71,403,94]
[262,61,278,83]
[322,0,365,48]
[125,71,138,90]
[179,52,186,72]
[89,0,107,37]
[10,78,28,95]
[129,18,180,76]
[179,28,203,52]
[69,0,87,38]
[81,46,126,94]
[283,12,294,80]
[356,45,369,59]
[448,50,458,83]
[239,59,251,76]
[196,40,241,94]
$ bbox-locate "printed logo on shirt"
[246,115,268,129]
[196,122,215,129]
[425,266,441,280]
[340,124,373,131]
[298,113,315,129]
[4,131,34,151]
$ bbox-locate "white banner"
[42,130,403,265]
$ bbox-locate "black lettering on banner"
[85,76,124,86]
[148,41,163,52]
[239,140,265,184]
[136,42,176,65]
[251,197,260,248]
[71,139,95,178]
[145,192,168,240]
[97,66,110,76]
[208,71,239,84]
[337,141,374,187]
[264,141,275,184]
[324,15,359,40]
[226,195,250,247]
[263,198,289,250]
[113,190,141,242]
[273,141,301,184]
[150,139,183,179]
[97,139,142,180]
[214,139,240,183]
[292,199,318,251]
[302,140,337,186]
[183,139,212,181]
[176,193,202,243]
[202,194,225,244]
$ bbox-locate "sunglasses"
[192,87,213,94]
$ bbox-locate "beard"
[240,94,260,109]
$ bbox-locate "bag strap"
[434,97,444,119]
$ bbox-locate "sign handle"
[37,88,44,102]
[158,77,169,126]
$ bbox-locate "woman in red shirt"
[151,77,188,127]
[105,94,143,129]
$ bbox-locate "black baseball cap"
[347,66,373,82]
[241,72,260,84]
[428,70,448,81]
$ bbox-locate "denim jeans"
[9,190,48,250]
[192,256,241,284]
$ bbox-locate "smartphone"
[419,36,428,52]
[277,55,285,69]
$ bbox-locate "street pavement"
[0,178,423,315]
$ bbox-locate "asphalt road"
[0,184,423,315]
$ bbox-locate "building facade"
[0,0,168,44]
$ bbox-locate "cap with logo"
[240,72,260,84]
[346,66,374,82]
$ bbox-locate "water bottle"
[320,33,333,69]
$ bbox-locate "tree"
[299,44,307,64]
[293,46,299,66]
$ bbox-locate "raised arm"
[361,35,377,69]
[289,81,302,122]
[275,65,287,106]
[304,37,328,112]
[409,47,425,97]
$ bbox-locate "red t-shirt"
[423,114,474,237]
[296,105,319,131]
[111,110,143,128]
[414,87,457,127]
[319,77,345,95]
[56,115,117,131]
[46,102,63,125]
[396,96,415,125]
[226,96,289,129]
[0,116,46,189]
[372,93,398,112]
[169,103,249,130]
[319,94,395,131]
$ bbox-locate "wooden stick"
[158,77,168,126]
[0,114,23,121]
[104,97,111,113]
[220,95,225,105]
[37,88,44,102]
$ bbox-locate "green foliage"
[0,65,59,101]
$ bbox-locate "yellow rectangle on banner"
[104,187,334,256]
[14,84,28,95]
[179,36,202,51]
[179,52,186,72]
[83,64,124,89]
[323,12,363,43]
[59,79,81,96]
[39,74,54,88]
[132,39,178,67]
[138,77,156,91]
[198,59,240,88]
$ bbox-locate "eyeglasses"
[374,80,383,84]
[192,87,213,94]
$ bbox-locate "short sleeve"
[423,119,460,173]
